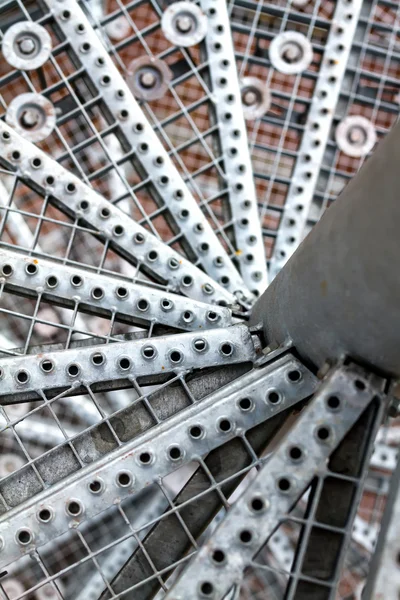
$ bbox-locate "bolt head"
[139,71,156,88]
[348,126,366,145]
[176,15,193,33]
[281,42,302,63]
[20,108,40,128]
[17,37,36,55]
[243,89,257,106]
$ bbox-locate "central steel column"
[251,119,400,377]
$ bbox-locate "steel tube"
[251,119,400,376]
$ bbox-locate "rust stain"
[33,259,39,264]
[320,280,328,297]
[235,249,242,256]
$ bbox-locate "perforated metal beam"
[166,364,384,599]
[44,0,251,301]
[0,324,255,402]
[0,247,232,332]
[269,0,363,279]
[101,400,298,600]
[201,0,268,293]
[0,120,237,306]
[0,353,316,571]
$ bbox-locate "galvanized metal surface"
[0,120,238,305]
[269,0,364,278]
[6,92,56,142]
[0,353,316,572]
[0,0,397,598]
[0,323,256,402]
[46,0,250,301]
[99,403,294,600]
[0,247,233,333]
[166,363,385,599]
[2,21,52,70]
[200,0,268,294]
[251,118,400,377]
[161,1,208,48]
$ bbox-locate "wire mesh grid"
[228,0,400,267]
[0,0,398,599]
[0,375,376,600]
[230,0,335,260]
[0,350,391,600]
[305,0,400,229]
[0,168,154,285]
[0,0,266,297]
[90,0,263,274]
[238,415,398,600]
[0,0,398,267]
[0,355,254,597]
